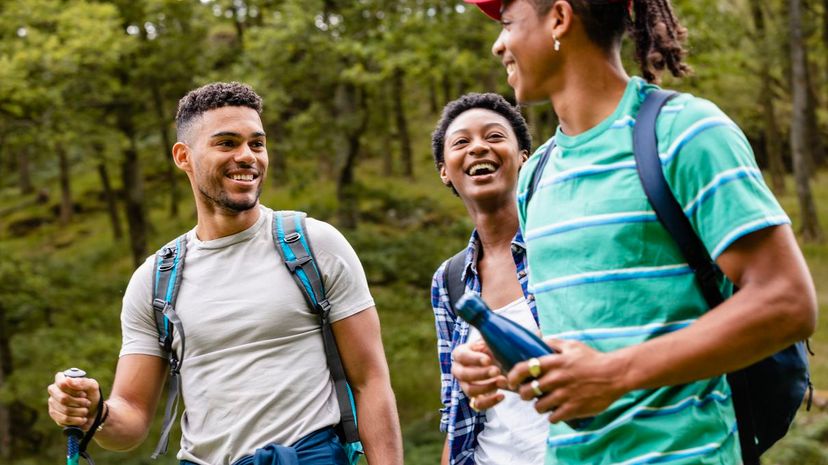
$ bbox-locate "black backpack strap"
[444,249,468,314]
[273,211,361,446]
[525,139,557,207]
[149,234,188,458]
[633,89,758,465]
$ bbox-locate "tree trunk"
[335,84,369,229]
[381,84,395,177]
[0,303,11,461]
[392,68,414,179]
[150,83,179,218]
[751,0,786,193]
[428,75,439,114]
[57,144,73,225]
[118,110,149,265]
[805,73,825,170]
[17,150,33,195]
[96,155,122,240]
[789,0,824,242]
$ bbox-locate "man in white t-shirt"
[46,82,403,465]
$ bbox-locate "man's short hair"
[175,82,263,142]
[431,92,532,170]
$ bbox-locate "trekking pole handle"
[63,368,87,465]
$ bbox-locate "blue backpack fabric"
[150,211,363,464]
[525,90,811,464]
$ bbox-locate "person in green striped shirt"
[451,1,818,464]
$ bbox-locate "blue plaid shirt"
[430,230,537,465]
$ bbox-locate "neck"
[468,204,520,252]
[194,202,261,241]
[547,48,629,136]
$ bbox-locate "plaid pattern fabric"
[430,230,537,465]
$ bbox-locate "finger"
[533,389,567,414]
[541,337,571,353]
[471,391,505,410]
[453,345,493,367]
[508,359,533,388]
[48,397,90,419]
[460,377,503,398]
[452,363,501,384]
[47,384,91,409]
[48,399,89,427]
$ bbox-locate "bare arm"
[441,436,450,465]
[48,354,167,451]
[333,307,403,465]
[509,225,817,422]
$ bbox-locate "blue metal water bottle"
[455,293,593,429]
[454,293,553,371]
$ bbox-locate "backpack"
[524,89,812,464]
[150,210,363,464]
[443,250,468,314]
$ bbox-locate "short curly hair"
[431,93,532,172]
[175,82,263,142]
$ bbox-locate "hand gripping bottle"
[455,293,593,429]
[454,293,552,371]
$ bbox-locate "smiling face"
[439,108,527,208]
[174,106,268,214]
[492,0,558,104]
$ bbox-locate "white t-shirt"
[120,206,375,465]
[467,297,550,465]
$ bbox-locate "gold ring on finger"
[527,357,542,378]
[469,397,480,412]
[531,379,544,397]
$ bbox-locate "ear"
[519,149,530,165]
[547,0,575,40]
[172,142,192,172]
[438,162,452,187]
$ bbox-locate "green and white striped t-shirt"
[517,77,789,465]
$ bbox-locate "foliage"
[0,0,826,463]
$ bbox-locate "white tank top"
[467,296,549,465]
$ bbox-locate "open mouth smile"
[466,161,499,177]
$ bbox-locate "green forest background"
[1,0,827,463]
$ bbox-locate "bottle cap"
[455,293,489,325]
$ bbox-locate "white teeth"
[467,163,497,176]
[231,174,254,181]
[506,63,516,75]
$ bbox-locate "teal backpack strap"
[149,234,188,458]
[273,211,363,461]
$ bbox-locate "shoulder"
[303,216,353,251]
[656,92,744,147]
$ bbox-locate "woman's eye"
[452,138,468,147]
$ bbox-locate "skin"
[48,105,403,463]
[436,108,528,464]
[453,0,817,424]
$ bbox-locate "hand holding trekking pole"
[62,368,87,465]
[48,368,103,465]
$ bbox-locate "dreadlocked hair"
[528,0,692,83]
[629,0,691,83]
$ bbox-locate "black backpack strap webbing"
[444,249,467,314]
[149,234,188,458]
[525,139,557,207]
[633,89,759,465]
[273,211,361,445]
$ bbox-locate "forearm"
[92,396,154,451]
[616,278,815,391]
[353,375,403,465]
[441,436,450,465]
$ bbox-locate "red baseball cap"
[464,0,504,21]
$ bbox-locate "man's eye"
[219,140,235,147]
[251,141,265,148]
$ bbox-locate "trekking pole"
[63,368,87,465]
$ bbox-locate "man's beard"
[199,185,261,212]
